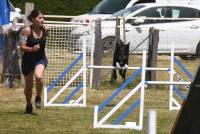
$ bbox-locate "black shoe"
[35,96,42,108]
[25,104,33,114]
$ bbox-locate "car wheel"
[102,36,116,57]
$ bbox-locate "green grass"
[0,87,177,134]
[0,56,198,134]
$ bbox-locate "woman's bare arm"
[20,26,40,52]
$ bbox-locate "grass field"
[0,56,199,134]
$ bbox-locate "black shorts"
[21,58,48,76]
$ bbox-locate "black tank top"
[22,25,46,63]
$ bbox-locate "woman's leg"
[24,72,34,105]
[34,64,45,97]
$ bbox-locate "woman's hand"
[33,44,40,52]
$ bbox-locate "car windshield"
[112,5,145,17]
[91,0,132,14]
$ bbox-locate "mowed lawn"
[0,87,177,134]
[0,56,199,134]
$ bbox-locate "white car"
[72,3,200,59]
[71,0,155,23]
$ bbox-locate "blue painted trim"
[174,57,193,80]
[113,99,140,125]
[173,85,186,100]
[47,53,83,93]
[63,82,83,104]
[98,67,142,113]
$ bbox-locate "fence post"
[92,19,102,88]
[3,30,21,88]
[122,17,125,43]
[115,17,120,45]
[146,28,159,88]
[25,2,34,25]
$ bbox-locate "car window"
[171,9,180,18]
[91,0,131,14]
[112,5,145,17]
[127,7,165,25]
[137,7,162,18]
[171,7,199,18]
[163,6,200,23]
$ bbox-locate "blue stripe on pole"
[0,0,10,25]
[98,67,142,113]
[113,99,140,125]
[47,53,83,93]
[174,57,193,80]
[63,82,83,104]
[173,85,186,100]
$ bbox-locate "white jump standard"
[93,43,192,130]
[44,39,87,107]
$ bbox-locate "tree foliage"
[10,0,101,15]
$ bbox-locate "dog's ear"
[126,42,130,46]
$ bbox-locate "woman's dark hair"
[28,9,43,22]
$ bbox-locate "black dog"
[110,40,130,83]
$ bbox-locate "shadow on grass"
[7,111,39,116]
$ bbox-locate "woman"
[20,9,47,114]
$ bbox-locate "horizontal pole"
[145,67,169,71]
[45,103,85,107]
[16,22,93,27]
[145,81,191,85]
[44,21,93,26]
[96,124,141,130]
[44,15,200,21]
[170,107,181,111]
[44,15,76,18]
[88,66,169,71]
[87,65,140,70]
[106,16,200,21]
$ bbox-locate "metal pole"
[147,110,157,134]
[169,42,175,110]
